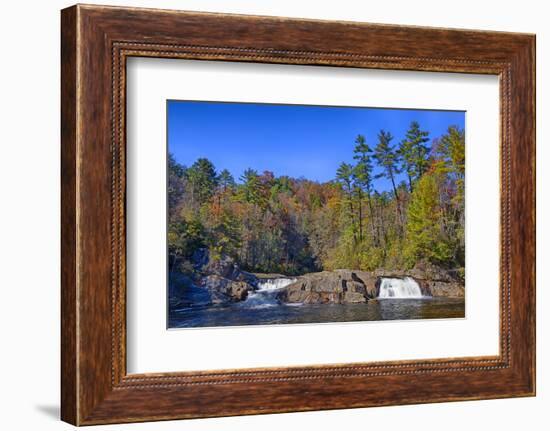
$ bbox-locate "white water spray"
[377,277,424,298]
[242,278,297,308]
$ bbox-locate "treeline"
[168,121,465,276]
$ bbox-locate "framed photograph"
[61,4,535,425]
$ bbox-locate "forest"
[168,121,465,278]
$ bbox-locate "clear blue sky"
[168,100,465,192]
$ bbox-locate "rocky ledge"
[276,270,376,304]
[373,262,465,298]
[277,262,464,304]
[170,250,464,308]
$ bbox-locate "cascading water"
[377,277,424,299]
[242,278,297,308]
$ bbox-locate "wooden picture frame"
[61,4,535,425]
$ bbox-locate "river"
[168,276,465,329]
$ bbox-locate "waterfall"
[257,278,297,291]
[242,278,296,308]
[377,277,424,298]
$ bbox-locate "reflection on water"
[168,297,465,329]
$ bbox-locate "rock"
[349,270,378,298]
[408,262,464,297]
[344,291,368,303]
[279,271,370,304]
[373,262,464,298]
[193,248,258,289]
[276,264,465,303]
[168,272,212,309]
[200,275,255,304]
[254,273,288,279]
[409,261,457,282]
[189,249,259,305]
[420,280,465,298]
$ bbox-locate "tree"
[399,121,430,191]
[435,126,465,184]
[374,130,404,231]
[374,130,399,199]
[167,217,206,272]
[336,162,357,244]
[218,169,235,193]
[352,134,376,244]
[167,153,186,220]
[185,158,218,206]
[404,172,452,267]
[207,208,241,259]
[433,125,466,265]
[238,168,269,208]
[167,119,465,278]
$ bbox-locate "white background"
[127,59,499,373]
[0,0,547,430]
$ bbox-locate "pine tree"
[218,169,235,193]
[185,158,218,206]
[398,121,430,191]
[352,134,376,244]
[336,162,357,244]
[374,129,404,231]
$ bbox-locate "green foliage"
[186,158,218,205]
[398,121,430,191]
[374,130,398,175]
[374,129,400,200]
[168,153,186,219]
[218,168,236,192]
[168,217,206,259]
[205,208,241,259]
[404,172,452,267]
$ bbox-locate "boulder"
[193,248,258,288]
[278,271,369,304]
[200,275,254,304]
[419,280,465,298]
[409,261,457,282]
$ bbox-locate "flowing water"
[378,277,424,298]
[169,276,465,329]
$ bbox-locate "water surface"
[168,297,465,329]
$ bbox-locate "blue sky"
[168,100,465,192]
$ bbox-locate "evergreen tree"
[218,169,236,192]
[374,130,399,200]
[186,158,218,206]
[374,130,404,231]
[238,168,269,209]
[399,121,430,191]
[352,134,376,244]
[336,162,357,244]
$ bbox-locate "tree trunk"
[389,170,405,234]
[367,194,378,246]
[358,190,363,243]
